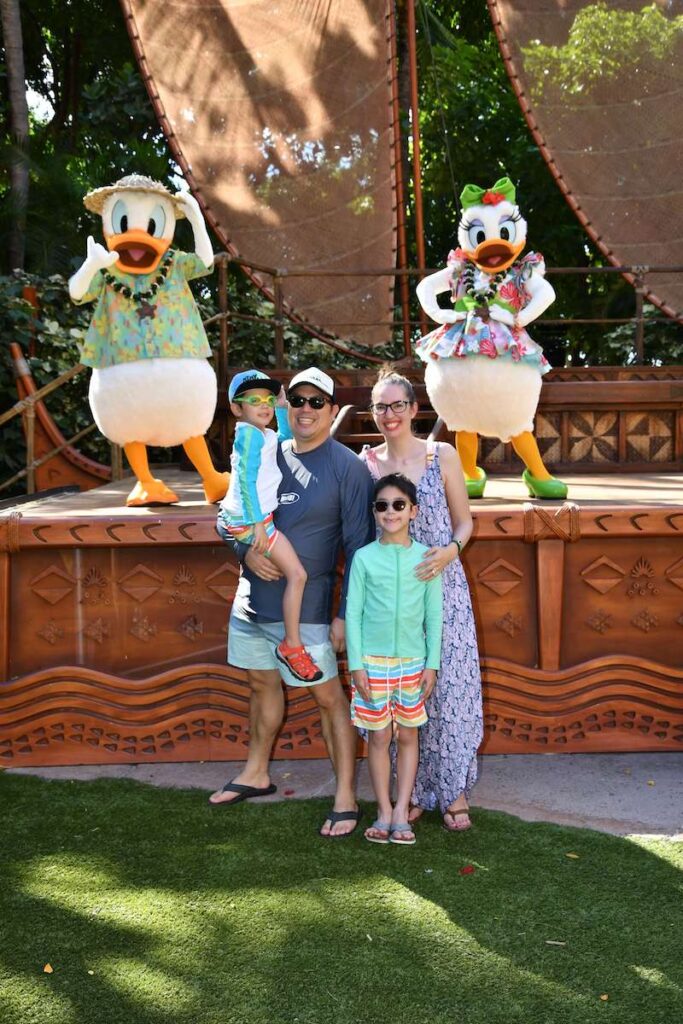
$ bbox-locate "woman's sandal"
[364,820,391,845]
[442,808,472,832]
[389,823,416,846]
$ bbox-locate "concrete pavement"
[9,752,683,838]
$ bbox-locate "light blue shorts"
[227,612,339,688]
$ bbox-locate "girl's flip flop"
[389,823,416,846]
[364,820,391,844]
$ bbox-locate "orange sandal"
[275,641,323,682]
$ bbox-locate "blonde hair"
[372,363,417,404]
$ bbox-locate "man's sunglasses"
[372,498,411,512]
[234,394,276,407]
[288,393,332,410]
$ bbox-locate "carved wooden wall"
[1,479,681,766]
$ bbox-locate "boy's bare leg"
[366,726,393,836]
[267,533,307,648]
[392,726,419,840]
[209,668,284,804]
[312,676,359,836]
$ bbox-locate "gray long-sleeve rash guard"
[218,436,375,625]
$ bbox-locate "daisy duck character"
[416,176,567,499]
[69,174,228,507]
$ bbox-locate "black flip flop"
[319,808,362,839]
[208,780,277,806]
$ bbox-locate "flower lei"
[460,261,508,303]
[103,250,173,302]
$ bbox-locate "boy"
[218,369,322,682]
[346,473,443,845]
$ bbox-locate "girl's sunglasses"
[288,394,331,410]
[235,394,276,407]
[372,498,410,512]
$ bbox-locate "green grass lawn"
[0,774,681,1024]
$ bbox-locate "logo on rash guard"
[280,492,300,504]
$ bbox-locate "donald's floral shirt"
[75,250,212,369]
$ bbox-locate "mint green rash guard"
[345,539,443,672]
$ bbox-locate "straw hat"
[83,174,186,218]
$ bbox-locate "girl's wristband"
[451,537,463,556]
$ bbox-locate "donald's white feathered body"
[69,174,228,506]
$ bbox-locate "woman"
[359,366,483,830]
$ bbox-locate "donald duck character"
[68,174,228,507]
[416,176,567,499]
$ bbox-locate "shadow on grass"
[0,774,681,1024]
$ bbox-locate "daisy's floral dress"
[415,250,551,374]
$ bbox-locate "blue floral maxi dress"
[362,443,483,810]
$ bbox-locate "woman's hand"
[420,668,437,700]
[244,547,283,581]
[352,669,371,702]
[415,544,457,581]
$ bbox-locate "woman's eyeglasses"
[372,498,410,512]
[288,394,331,410]
[235,394,276,407]
[370,400,410,415]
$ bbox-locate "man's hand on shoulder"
[329,616,345,653]
[245,546,283,581]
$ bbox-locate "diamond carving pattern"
[477,559,524,596]
[205,562,238,602]
[665,558,683,592]
[30,566,75,606]
[118,564,163,603]
[580,556,626,594]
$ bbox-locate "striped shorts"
[223,512,279,553]
[351,655,428,731]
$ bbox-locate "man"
[210,367,374,837]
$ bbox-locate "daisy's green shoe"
[522,469,568,500]
[465,468,487,499]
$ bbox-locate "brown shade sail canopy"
[123,0,399,346]
[488,0,683,321]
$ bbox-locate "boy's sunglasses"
[372,498,410,512]
[235,394,276,407]
[288,393,331,410]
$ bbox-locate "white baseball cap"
[287,367,336,400]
